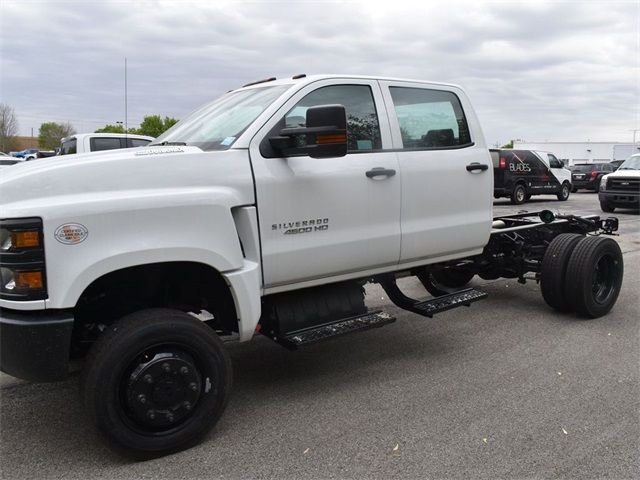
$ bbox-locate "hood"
[606,169,640,179]
[0,146,254,217]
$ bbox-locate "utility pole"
[124,57,128,140]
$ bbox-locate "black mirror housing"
[268,104,348,159]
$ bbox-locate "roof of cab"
[236,74,463,91]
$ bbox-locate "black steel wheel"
[557,182,570,201]
[82,309,232,458]
[540,233,584,312]
[564,236,624,318]
[600,201,615,213]
[511,184,527,205]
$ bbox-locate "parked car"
[599,154,640,212]
[490,149,572,204]
[0,158,21,169]
[570,163,615,192]
[11,148,39,158]
[59,133,154,155]
[0,152,24,169]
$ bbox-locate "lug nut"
[144,374,153,384]
[147,410,156,420]
[180,366,189,375]
[162,363,171,373]
[183,401,192,411]
[137,394,147,404]
[188,382,198,392]
[166,413,175,423]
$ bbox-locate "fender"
[41,191,247,309]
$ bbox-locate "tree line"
[0,103,178,152]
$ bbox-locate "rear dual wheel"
[541,235,623,318]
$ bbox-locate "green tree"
[501,140,514,149]
[38,121,75,149]
[136,115,178,138]
[95,124,129,134]
[0,103,19,152]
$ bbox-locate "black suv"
[570,163,615,192]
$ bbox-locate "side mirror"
[269,104,347,159]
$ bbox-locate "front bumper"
[0,308,73,382]
[599,191,640,208]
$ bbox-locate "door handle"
[466,163,489,172]
[366,167,396,179]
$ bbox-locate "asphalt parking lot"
[1,192,638,479]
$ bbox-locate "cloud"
[1,0,637,144]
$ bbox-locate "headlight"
[0,218,47,301]
[600,175,608,191]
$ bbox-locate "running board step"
[411,288,488,317]
[377,273,487,318]
[277,311,396,349]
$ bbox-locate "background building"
[513,142,640,166]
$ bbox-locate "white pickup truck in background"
[0,74,624,458]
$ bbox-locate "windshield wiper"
[150,141,187,146]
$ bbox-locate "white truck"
[0,74,624,458]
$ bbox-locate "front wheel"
[510,184,527,205]
[82,309,232,458]
[557,183,570,201]
[564,237,623,318]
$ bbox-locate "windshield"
[619,155,640,170]
[153,85,291,151]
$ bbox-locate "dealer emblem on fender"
[54,223,88,245]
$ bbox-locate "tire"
[557,182,570,201]
[540,234,584,312]
[431,267,475,288]
[511,184,527,205]
[564,237,624,318]
[82,308,232,458]
[572,187,578,193]
[600,201,615,213]
[594,182,600,193]
[525,193,532,201]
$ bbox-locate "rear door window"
[389,87,472,149]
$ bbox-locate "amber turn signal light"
[316,133,347,145]
[12,230,41,248]
[14,271,44,289]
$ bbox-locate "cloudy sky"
[1,0,638,146]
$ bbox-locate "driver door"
[249,79,401,289]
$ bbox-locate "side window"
[548,154,562,168]
[60,138,77,155]
[90,137,123,152]
[284,85,381,152]
[128,138,151,148]
[389,87,472,149]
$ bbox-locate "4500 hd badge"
[272,218,329,235]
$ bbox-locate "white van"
[59,133,154,155]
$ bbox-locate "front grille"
[607,177,640,192]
